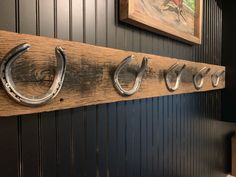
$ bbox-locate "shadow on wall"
[225,131,235,174]
[216,0,222,9]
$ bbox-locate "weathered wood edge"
[0,30,225,117]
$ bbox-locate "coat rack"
[0,30,225,117]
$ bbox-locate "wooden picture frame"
[120,0,203,44]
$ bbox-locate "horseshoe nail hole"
[60,98,64,102]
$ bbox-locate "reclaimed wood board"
[0,30,225,117]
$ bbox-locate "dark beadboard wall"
[0,0,235,177]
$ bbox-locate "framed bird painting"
[120,0,203,44]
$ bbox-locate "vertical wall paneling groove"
[117,102,126,177]
[19,0,36,35]
[57,110,72,177]
[163,96,168,176]
[40,112,57,177]
[107,103,117,177]
[72,107,86,177]
[20,114,40,177]
[96,0,107,46]
[126,100,133,177]
[39,0,54,37]
[0,2,18,177]
[53,0,57,38]
[69,0,72,41]
[0,1,236,177]
[17,117,22,177]
[146,98,153,177]
[57,0,69,40]
[97,104,108,177]
[152,97,158,177]
[140,99,147,177]
[36,0,40,35]
[84,0,95,44]
[86,106,97,177]
[0,117,18,177]
[107,0,116,48]
[71,0,83,42]
[0,0,15,31]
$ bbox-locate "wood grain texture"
[0,30,225,117]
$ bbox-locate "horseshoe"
[193,67,210,90]
[164,63,186,91]
[113,55,148,96]
[0,43,67,106]
[211,70,225,87]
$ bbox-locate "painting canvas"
[120,0,203,44]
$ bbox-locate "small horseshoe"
[211,70,225,87]
[0,43,67,106]
[113,55,148,96]
[164,63,186,91]
[193,67,210,90]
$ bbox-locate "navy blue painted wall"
[0,0,235,177]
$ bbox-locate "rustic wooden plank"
[0,30,225,117]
